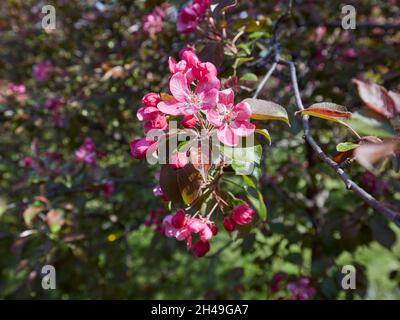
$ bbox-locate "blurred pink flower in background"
[8,83,26,95]
[286,277,316,300]
[32,61,52,81]
[143,4,168,34]
[74,137,97,165]
[177,0,210,34]
[45,98,65,111]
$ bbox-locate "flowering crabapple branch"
[277,57,400,227]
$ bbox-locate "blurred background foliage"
[0,0,399,299]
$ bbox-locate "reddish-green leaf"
[296,102,352,122]
[353,79,397,119]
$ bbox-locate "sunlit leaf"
[243,98,290,126]
[336,142,359,152]
[296,102,352,122]
[240,73,258,81]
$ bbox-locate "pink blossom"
[162,213,213,249]
[177,0,210,34]
[192,240,210,257]
[177,6,200,34]
[286,277,316,300]
[181,114,197,128]
[32,61,52,81]
[169,152,189,169]
[157,72,219,115]
[172,210,187,228]
[144,113,168,133]
[22,156,34,167]
[232,203,255,225]
[142,92,161,107]
[137,105,160,121]
[142,6,167,34]
[169,48,217,82]
[163,214,191,241]
[8,83,26,95]
[223,217,236,232]
[74,137,97,165]
[207,89,255,146]
[130,138,156,159]
[210,225,218,235]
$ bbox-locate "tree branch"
[277,57,400,227]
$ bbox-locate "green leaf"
[221,144,262,164]
[233,57,254,70]
[255,128,271,145]
[240,73,258,81]
[245,188,267,220]
[242,175,257,189]
[336,142,359,152]
[231,160,254,175]
[243,98,290,126]
[343,111,396,137]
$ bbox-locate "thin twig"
[253,62,278,99]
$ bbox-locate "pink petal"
[206,109,223,127]
[199,88,218,109]
[169,72,190,102]
[168,57,177,73]
[217,124,239,146]
[218,89,235,106]
[230,120,255,137]
[233,102,252,121]
[196,74,220,94]
[157,100,185,115]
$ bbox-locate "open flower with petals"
[206,89,255,146]
[157,72,219,115]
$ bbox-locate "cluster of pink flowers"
[130,47,255,165]
[177,0,210,34]
[143,4,168,35]
[32,61,52,82]
[162,203,254,257]
[74,137,98,165]
[130,47,258,257]
[162,210,216,257]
